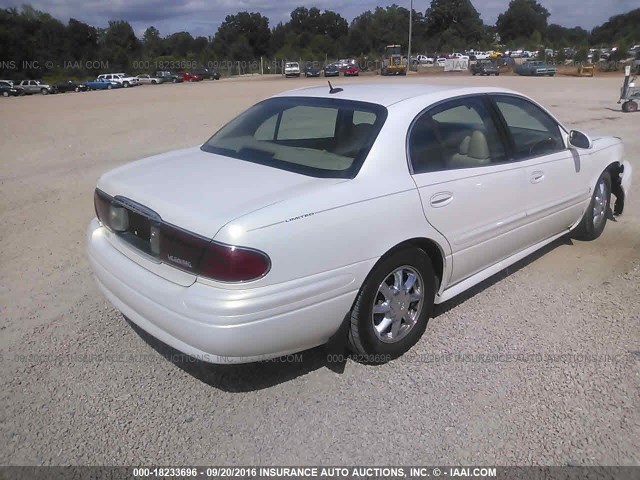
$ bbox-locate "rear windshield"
[201,97,387,178]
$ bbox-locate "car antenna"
[328,81,343,94]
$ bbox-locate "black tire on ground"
[623,101,638,113]
[348,248,435,361]
[572,171,611,241]
[151,80,157,84]
[2,91,8,97]
[41,88,48,95]
[123,82,129,88]
[496,72,500,76]
[172,78,177,83]
[472,72,476,76]
[75,87,79,92]
[107,84,112,90]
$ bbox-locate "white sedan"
[87,83,632,363]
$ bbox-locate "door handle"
[530,171,545,184]
[430,192,454,208]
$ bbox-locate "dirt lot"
[1,74,638,466]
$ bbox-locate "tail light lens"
[94,188,271,282]
[199,243,271,282]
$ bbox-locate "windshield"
[201,97,387,178]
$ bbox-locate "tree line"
[1,1,638,79]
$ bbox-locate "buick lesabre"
[88,84,632,363]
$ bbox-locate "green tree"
[425,0,486,50]
[546,24,589,48]
[165,32,194,58]
[591,9,640,46]
[142,26,162,57]
[213,12,270,58]
[497,0,550,44]
[574,47,588,63]
[103,20,140,70]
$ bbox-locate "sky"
[0,0,637,38]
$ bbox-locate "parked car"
[412,55,434,65]
[154,71,184,83]
[0,80,21,97]
[305,65,321,77]
[515,61,557,76]
[284,62,301,78]
[87,84,632,364]
[323,64,340,77]
[192,67,220,80]
[435,57,447,67]
[343,65,360,76]
[471,59,500,76]
[97,73,140,88]
[450,53,470,61]
[15,79,57,95]
[85,78,122,90]
[177,72,203,82]
[54,80,88,92]
[136,74,164,85]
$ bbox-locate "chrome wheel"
[592,179,608,229]
[371,266,424,343]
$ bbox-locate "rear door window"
[409,96,507,173]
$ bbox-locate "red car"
[177,72,203,82]
[343,65,360,76]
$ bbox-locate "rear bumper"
[87,219,367,364]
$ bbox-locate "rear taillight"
[199,242,271,282]
[94,189,270,282]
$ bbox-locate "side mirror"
[569,130,593,149]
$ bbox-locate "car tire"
[622,101,638,113]
[495,72,500,76]
[123,82,129,88]
[572,171,611,241]
[41,88,48,95]
[2,91,8,97]
[348,248,435,361]
[107,84,112,90]
[151,80,157,85]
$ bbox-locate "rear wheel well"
[377,238,445,292]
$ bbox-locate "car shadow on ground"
[128,235,577,392]
[125,318,335,392]
[432,235,573,318]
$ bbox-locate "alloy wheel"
[371,266,424,343]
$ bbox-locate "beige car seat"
[448,130,491,169]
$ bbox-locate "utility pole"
[407,0,413,72]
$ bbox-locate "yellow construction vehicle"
[381,45,407,76]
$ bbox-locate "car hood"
[97,146,342,239]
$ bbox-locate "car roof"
[273,83,517,107]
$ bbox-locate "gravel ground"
[0,75,638,466]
